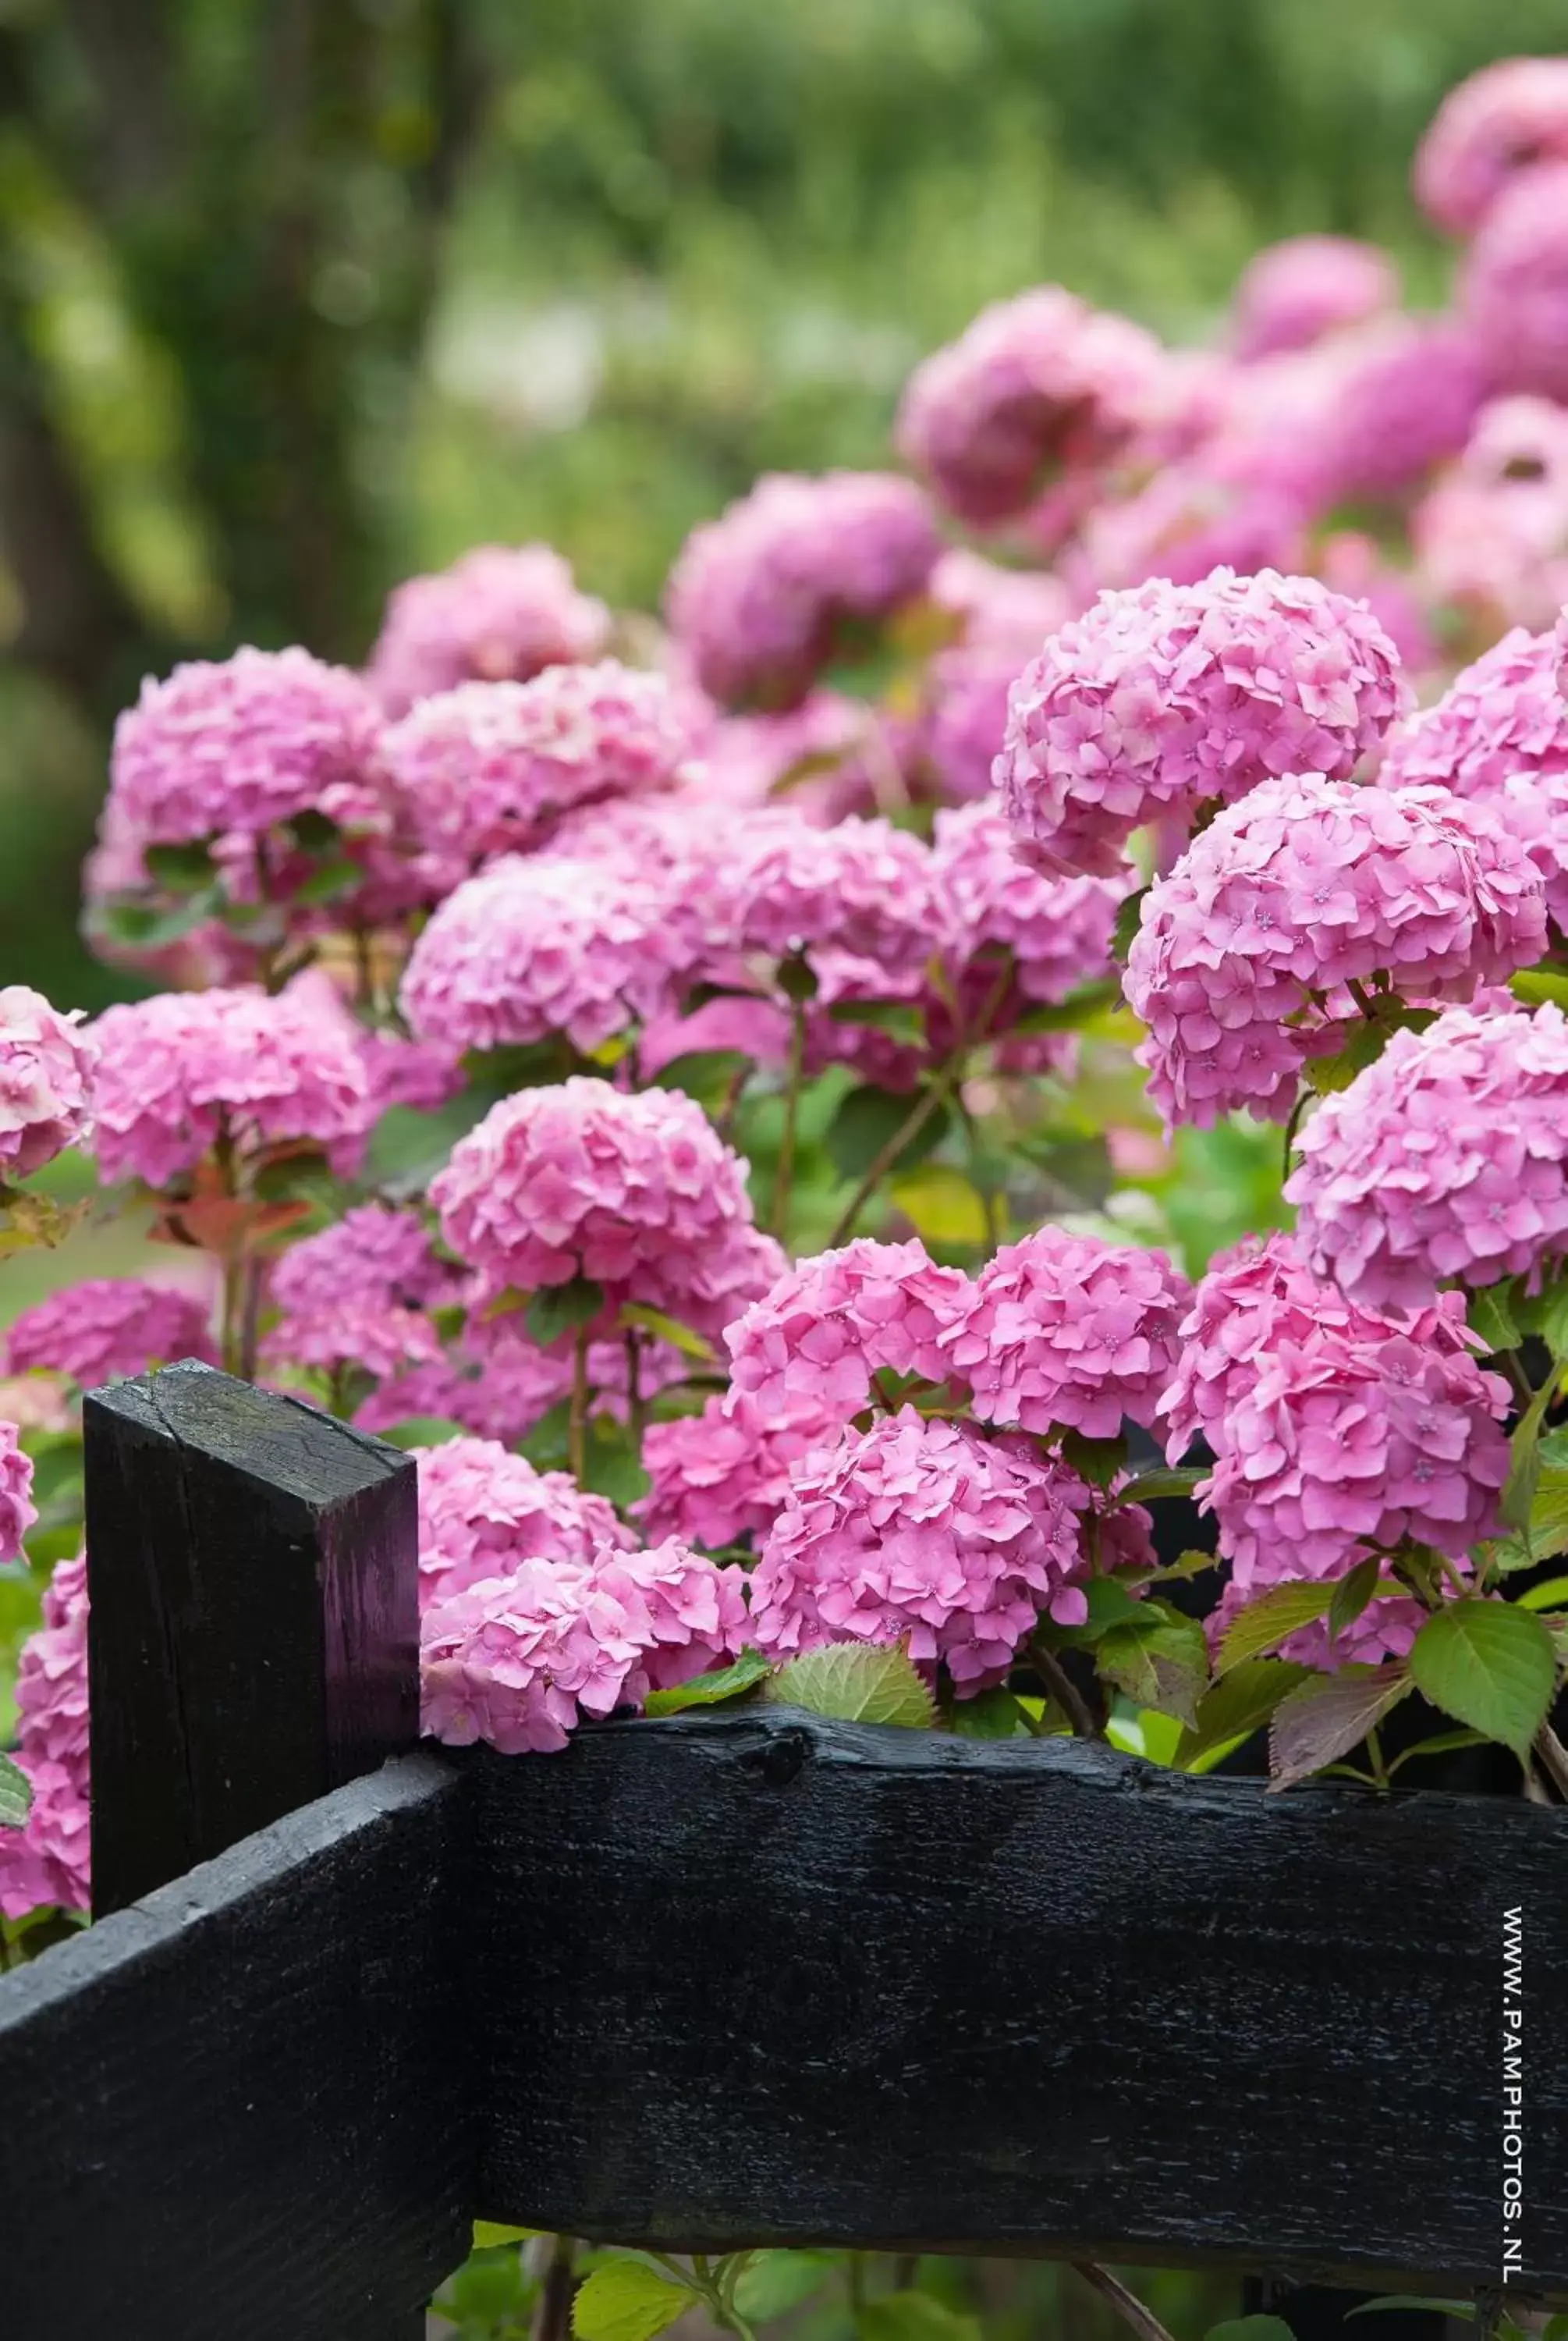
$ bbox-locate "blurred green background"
[2,0,1566,1014]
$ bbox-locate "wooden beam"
[465,1710,1568,2299]
[83,1360,418,1914]
[0,1757,472,2341]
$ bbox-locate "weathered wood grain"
[84,1359,419,1914]
[0,1756,473,2341]
[466,1710,1568,2299]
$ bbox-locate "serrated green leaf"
[1059,1428,1127,1490]
[1410,1600,1557,1759]
[1327,1554,1384,1643]
[525,1277,605,1347]
[947,1686,1025,1738]
[1268,1668,1410,1792]
[825,1084,949,1181]
[1519,1575,1568,1611]
[644,1650,771,1716]
[1468,1281,1523,1353]
[857,2293,981,2341]
[1148,1547,1219,1585]
[766,1642,935,1728]
[1305,1019,1388,1094]
[1511,969,1568,1009]
[888,1163,989,1245]
[619,1303,715,1364]
[471,2221,541,2249]
[361,1090,495,1198]
[1096,1611,1208,1728]
[1116,1465,1205,1504]
[1111,887,1149,963]
[1216,1581,1335,1673]
[373,1416,468,1451]
[651,1048,752,1104]
[0,1751,32,1828]
[733,2252,842,2321]
[1045,1574,1148,1647]
[572,2260,696,2341]
[1174,1657,1314,1769]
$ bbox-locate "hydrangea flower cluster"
[750,1409,1095,1688]
[431,1078,780,1337]
[1230,235,1397,361]
[108,647,383,846]
[0,987,97,1180]
[1287,1002,1568,1309]
[725,1238,972,1418]
[89,986,368,1186]
[265,1206,457,1380]
[0,1418,36,1566]
[1124,773,1547,1127]
[420,1538,744,1754]
[413,1434,633,1604]
[1461,163,1568,402]
[725,811,942,978]
[400,853,683,1055]
[365,544,610,714]
[1415,55,1568,233]
[938,1227,1191,1439]
[929,803,1126,1008]
[667,471,940,710]
[381,659,694,884]
[895,286,1163,525]
[0,1549,88,1916]
[996,570,1408,876]
[639,1389,848,1552]
[5,1278,216,1390]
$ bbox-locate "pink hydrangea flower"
[1069,467,1310,598]
[1201,1325,1509,1591]
[381,660,694,883]
[926,549,1071,647]
[724,1238,974,1419]
[725,809,940,979]
[357,1028,464,1120]
[1316,531,1438,679]
[1416,58,1568,235]
[750,1408,1093,1688]
[420,1538,744,1753]
[264,1206,456,1380]
[109,647,383,846]
[938,1226,1190,1440]
[931,801,1126,1005]
[0,986,97,1179]
[666,471,940,710]
[996,569,1408,877]
[1411,398,1568,639]
[1462,165,1568,405]
[692,691,884,815]
[1231,235,1397,361]
[1124,773,1546,1128]
[0,1419,36,1565]
[400,852,684,1056]
[366,544,610,715]
[1286,1002,1568,1310]
[5,1278,217,1388]
[413,1433,633,1604]
[895,287,1163,527]
[639,1389,849,1551]
[359,1318,684,1448]
[1378,625,1568,926]
[1158,1230,1481,1461]
[0,1547,88,1916]
[431,1078,779,1337]
[90,986,368,1187]
[1311,317,1487,503]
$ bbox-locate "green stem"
[1027,1634,1103,1742]
[1281,1083,1310,1178]
[1364,1724,1390,1791]
[569,1325,590,1487]
[530,2234,576,2341]
[625,1330,646,1453]
[1346,978,1377,1018]
[770,1001,807,1238]
[1500,1346,1534,1414]
[1070,2263,1179,2341]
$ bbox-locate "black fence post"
[83,1358,420,1916]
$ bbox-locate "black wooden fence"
[2,1360,1565,2339]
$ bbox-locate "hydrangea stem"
[770,1001,808,1238]
[625,1329,646,1451]
[569,1325,591,1486]
[1070,2261,1178,2341]
[530,2233,576,2341]
[1027,1633,1103,1741]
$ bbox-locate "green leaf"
[651,1048,751,1104]
[1409,1600,1558,1759]
[0,1751,32,1828]
[95,890,225,950]
[471,2221,541,2249]
[286,808,341,852]
[1096,1611,1208,1728]
[1116,1465,1205,1504]
[1268,1668,1410,1792]
[1305,1019,1389,1095]
[1327,1554,1385,1643]
[1468,1281,1522,1353]
[1111,887,1149,963]
[519,1397,574,1475]
[1009,976,1123,1032]
[1045,1574,1148,1646]
[361,1090,495,1198]
[619,1303,715,1365]
[1148,1547,1219,1585]
[1387,1727,1491,1773]
[1204,2321,1300,2341]
[581,1412,651,1508]
[572,2261,696,2341]
[733,2252,842,2321]
[1174,1657,1314,1771]
[290,855,363,905]
[766,1643,935,1728]
[947,1686,1026,1738]
[643,1650,771,1716]
[1216,1582,1335,1673]
[1519,1575,1568,1611]
[524,1277,605,1347]
[1059,1428,1127,1490]
[1511,968,1568,1010]
[857,2293,981,2341]
[1502,1373,1556,1533]
[373,1416,468,1451]
[144,840,217,893]
[889,1163,989,1245]
[777,952,820,1003]
[825,1083,949,1181]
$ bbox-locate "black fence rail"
[2,1362,1565,2339]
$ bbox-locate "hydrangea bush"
[6,55,1568,2341]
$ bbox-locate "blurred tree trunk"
[0,0,484,725]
